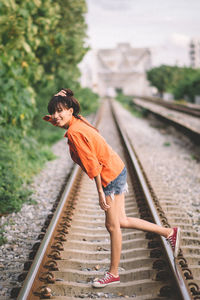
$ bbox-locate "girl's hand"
[94,174,110,211]
[98,190,110,211]
[55,89,66,97]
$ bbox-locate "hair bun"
[64,88,74,97]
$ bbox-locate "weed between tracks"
[115,93,144,118]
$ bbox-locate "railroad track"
[133,96,200,118]
[13,99,200,300]
[132,97,200,145]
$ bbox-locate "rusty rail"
[132,97,200,145]
[110,98,194,300]
[133,95,200,118]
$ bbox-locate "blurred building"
[189,38,200,68]
[80,43,152,97]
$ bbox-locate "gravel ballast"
[0,101,200,299]
[133,98,200,132]
[113,100,200,232]
[0,138,74,298]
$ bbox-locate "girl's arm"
[94,174,110,211]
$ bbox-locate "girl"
[43,88,181,288]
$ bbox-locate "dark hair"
[47,88,81,118]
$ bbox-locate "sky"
[85,0,200,66]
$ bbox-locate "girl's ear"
[69,107,74,115]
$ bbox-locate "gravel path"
[114,100,200,232]
[0,138,74,299]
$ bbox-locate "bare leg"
[118,194,172,238]
[104,193,173,277]
[105,195,122,276]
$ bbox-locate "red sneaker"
[167,227,181,257]
[92,272,120,288]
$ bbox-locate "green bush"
[147,65,200,102]
[173,70,200,102]
[0,0,99,214]
[0,135,56,214]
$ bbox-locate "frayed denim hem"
[106,182,129,201]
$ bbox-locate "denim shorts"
[103,167,128,200]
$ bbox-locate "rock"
[0,263,4,269]
[94,264,100,270]
[97,294,103,298]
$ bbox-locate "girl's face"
[52,104,73,128]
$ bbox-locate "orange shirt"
[43,115,124,187]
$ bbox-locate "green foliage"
[147,65,174,96]
[0,135,56,214]
[74,86,99,115]
[147,65,200,102]
[116,91,132,104]
[0,140,30,214]
[0,224,7,246]
[116,91,143,118]
[0,0,99,215]
[173,69,200,102]
[163,142,171,147]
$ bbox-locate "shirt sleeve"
[43,115,58,126]
[68,131,102,179]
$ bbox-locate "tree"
[173,70,200,102]
[146,65,173,97]
[147,65,200,102]
[0,0,98,214]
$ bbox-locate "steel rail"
[133,100,200,145]
[133,95,200,117]
[16,164,80,300]
[110,99,193,300]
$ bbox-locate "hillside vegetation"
[0,0,99,214]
